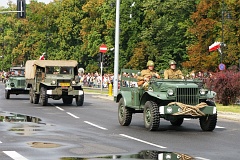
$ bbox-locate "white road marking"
[0,141,2,143]
[66,112,79,119]
[3,151,28,160]
[120,134,167,149]
[216,125,225,129]
[84,121,108,130]
[195,157,210,160]
[55,106,64,111]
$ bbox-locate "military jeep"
[116,69,217,131]
[5,66,29,99]
[25,60,84,106]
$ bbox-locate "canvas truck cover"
[25,60,78,79]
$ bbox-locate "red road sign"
[99,44,107,53]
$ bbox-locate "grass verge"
[216,103,240,113]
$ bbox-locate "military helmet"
[169,60,176,65]
[147,60,154,66]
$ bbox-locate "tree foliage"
[0,0,239,74]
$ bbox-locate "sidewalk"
[86,91,240,122]
[218,111,240,122]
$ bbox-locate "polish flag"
[39,55,45,60]
[209,42,221,52]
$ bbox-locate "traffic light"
[97,53,103,62]
[103,54,111,67]
[17,0,26,18]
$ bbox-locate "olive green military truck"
[25,60,84,106]
[5,66,29,99]
[116,69,217,131]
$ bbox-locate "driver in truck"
[137,60,160,88]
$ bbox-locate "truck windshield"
[46,66,74,75]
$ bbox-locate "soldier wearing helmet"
[137,60,160,87]
[164,60,184,79]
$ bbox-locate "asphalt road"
[0,83,240,160]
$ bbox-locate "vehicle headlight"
[167,89,174,96]
[10,83,15,87]
[72,81,76,85]
[51,80,56,85]
[200,88,208,95]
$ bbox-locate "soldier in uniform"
[164,60,184,79]
[137,60,160,87]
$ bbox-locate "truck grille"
[176,88,199,105]
[17,80,26,87]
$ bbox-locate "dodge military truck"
[116,69,217,131]
[5,66,29,99]
[25,60,84,106]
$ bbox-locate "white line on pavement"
[55,106,64,111]
[84,121,108,130]
[0,141,2,143]
[120,134,167,149]
[3,151,28,160]
[66,112,79,119]
[195,157,210,160]
[216,126,225,129]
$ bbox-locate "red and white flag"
[209,42,221,52]
[39,55,45,60]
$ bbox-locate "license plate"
[59,83,70,86]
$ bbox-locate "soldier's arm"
[137,70,145,81]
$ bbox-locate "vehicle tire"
[76,94,84,106]
[33,93,39,104]
[199,101,217,131]
[40,87,48,106]
[199,114,217,131]
[62,96,73,104]
[5,90,10,99]
[118,98,132,126]
[144,101,160,131]
[170,118,184,126]
[29,88,33,103]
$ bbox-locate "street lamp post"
[221,0,224,64]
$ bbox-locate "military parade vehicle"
[25,60,84,106]
[5,66,29,99]
[116,69,217,131]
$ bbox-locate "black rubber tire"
[118,98,132,126]
[33,92,39,104]
[40,87,48,106]
[5,90,10,99]
[144,101,160,131]
[62,96,73,104]
[170,118,184,126]
[76,94,84,106]
[199,101,217,131]
[29,88,33,103]
[199,114,217,131]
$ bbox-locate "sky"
[0,0,53,8]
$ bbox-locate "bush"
[206,67,240,106]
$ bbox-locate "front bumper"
[5,88,30,94]
[46,88,84,96]
[159,104,217,116]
